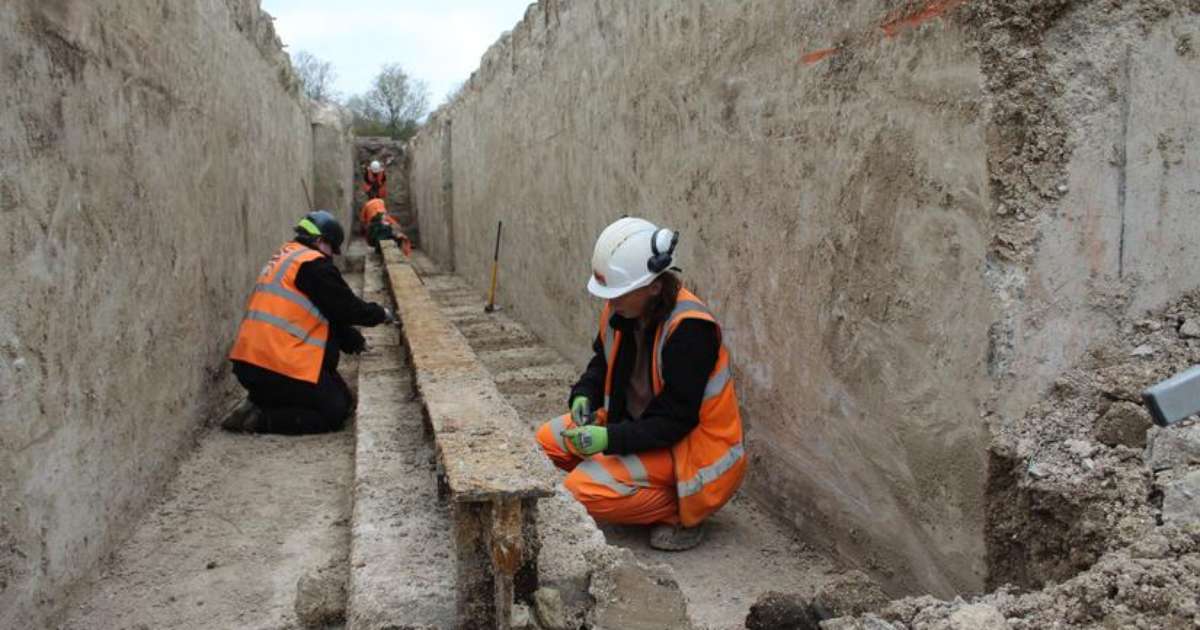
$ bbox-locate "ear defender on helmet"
[647,228,678,274]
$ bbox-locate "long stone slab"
[381,243,556,503]
[379,242,557,629]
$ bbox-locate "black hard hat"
[295,210,344,254]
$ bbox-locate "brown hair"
[644,272,681,326]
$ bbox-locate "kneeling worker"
[225,210,393,434]
[535,217,746,550]
[359,198,412,256]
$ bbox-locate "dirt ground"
[410,253,843,630]
[55,267,368,630]
[57,429,354,630]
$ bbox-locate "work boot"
[220,400,263,433]
[649,523,705,551]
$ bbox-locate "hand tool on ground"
[484,220,503,313]
[1143,365,1200,427]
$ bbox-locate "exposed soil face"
[987,292,1200,590]
[828,291,1200,628]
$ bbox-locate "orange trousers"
[536,413,679,525]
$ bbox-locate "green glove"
[570,396,592,426]
[562,426,607,456]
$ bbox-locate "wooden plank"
[380,242,557,503]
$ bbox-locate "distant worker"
[359,198,412,256]
[224,210,394,434]
[362,159,387,200]
[535,217,746,550]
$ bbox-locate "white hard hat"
[586,217,678,299]
[369,160,382,173]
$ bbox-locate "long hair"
[644,271,681,327]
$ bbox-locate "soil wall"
[409,0,1200,596]
[0,1,339,625]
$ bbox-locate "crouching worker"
[535,217,746,551]
[360,198,412,256]
[224,210,394,434]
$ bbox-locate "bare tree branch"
[292,50,338,103]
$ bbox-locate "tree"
[345,94,389,137]
[362,63,430,140]
[292,51,338,102]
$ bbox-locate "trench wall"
[0,1,346,626]
[312,103,355,231]
[409,0,1200,597]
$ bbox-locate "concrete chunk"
[587,550,692,630]
[1161,470,1200,525]
[1146,423,1200,471]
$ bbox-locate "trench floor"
[58,263,369,630]
[410,253,842,630]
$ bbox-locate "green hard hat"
[295,210,344,254]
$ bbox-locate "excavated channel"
[409,253,843,629]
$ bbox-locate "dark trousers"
[232,361,352,434]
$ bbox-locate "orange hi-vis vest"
[363,169,386,197]
[229,242,330,384]
[359,198,397,233]
[597,287,746,526]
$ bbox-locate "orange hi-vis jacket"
[363,169,386,199]
[229,242,331,384]
[596,287,746,526]
[359,198,397,233]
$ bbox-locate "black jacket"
[234,242,387,379]
[569,312,719,455]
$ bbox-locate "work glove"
[561,426,608,457]
[570,395,592,426]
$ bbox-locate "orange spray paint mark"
[800,47,839,65]
[801,0,970,65]
[881,0,971,37]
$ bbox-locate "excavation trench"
[53,237,1199,630]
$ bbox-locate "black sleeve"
[568,333,607,411]
[294,257,387,328]
[605,319,719,454]
[333,325,366,354]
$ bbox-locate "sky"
[259,0,536,107]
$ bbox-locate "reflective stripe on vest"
[677,442,745,498]
[243,310,326,349]
[229,242,329,383]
